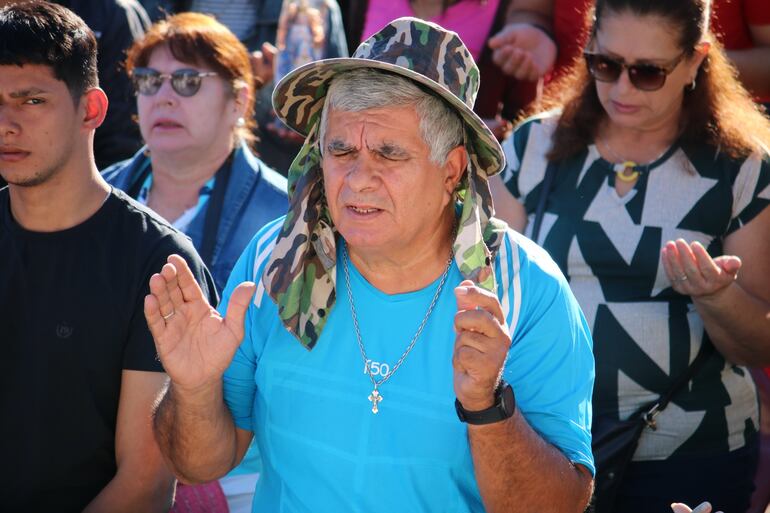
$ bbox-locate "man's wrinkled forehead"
[325,136,412,161]
[323,105,425,149]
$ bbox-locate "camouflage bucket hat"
[264,17,508,350]
[273,16,505,179]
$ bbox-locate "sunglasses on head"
[583,51,687,91]
[131,67,218,97]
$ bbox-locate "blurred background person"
[274,0,326,83]
[102,14,288,511]
[489,0,770,105]
[137,0,349,175]
[104,12,288,293]
[342,0,536,140]
[491,0,770,511]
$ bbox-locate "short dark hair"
[0,1,98,102]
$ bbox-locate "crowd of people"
[0,0,768,512]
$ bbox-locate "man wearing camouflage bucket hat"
[147,17,595,512]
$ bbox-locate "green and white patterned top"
[502,113,770,461]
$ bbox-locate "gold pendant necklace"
[614,161,640,182]
[600,137,669,183]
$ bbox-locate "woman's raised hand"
[662,239,741,298]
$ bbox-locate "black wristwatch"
[455,381,516,425]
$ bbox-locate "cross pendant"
[368,389,382,414]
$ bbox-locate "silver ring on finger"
[675,274,688,282]
[162,311,175,321]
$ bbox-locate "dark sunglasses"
[131,67,218,97]
[583,51,686,91]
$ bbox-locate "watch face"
[501,383,515,416]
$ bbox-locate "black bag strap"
[199,155,233,268]
[531,163,557,242]
[643,341,715,427]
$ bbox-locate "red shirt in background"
[552,0,591,79]
[712,0,770,50]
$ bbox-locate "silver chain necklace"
[341,243,454,414]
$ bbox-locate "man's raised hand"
[144,254,256,391]
[453,280,512,411]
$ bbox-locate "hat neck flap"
[263,121,507,350]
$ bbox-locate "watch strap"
[455,381,516,425]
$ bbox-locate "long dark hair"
[540,0,770,161]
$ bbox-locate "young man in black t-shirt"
[0,3,217,511]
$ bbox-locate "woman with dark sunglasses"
[101,14,288,511]
[103,12,287,293]
[491,0,770,512]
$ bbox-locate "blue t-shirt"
[220,218,595,513]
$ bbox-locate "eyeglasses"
[583,51,687,91]
[131,67,218,97]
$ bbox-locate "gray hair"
[318,68,464,165]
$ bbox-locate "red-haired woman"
[104,13,287,294]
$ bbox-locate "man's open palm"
[144,254,256,390]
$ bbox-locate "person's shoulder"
[494,225,587,344]
[227,215,286,287]
[513,109,561,136]
[107,0,151,38]
[679,138,769,178]
[113,0,151,19]
[109,188,193,248]
[100,159,129,180]
[101,149,145,184]
[67,0,148,34]
[109,188,215,291]
[493,224,577,341]
[259,164,289,197]
[240,146,289,198]
[503,109,560,167]
[495,224,566,287]
[748,139,770,166]
[256,161,289,199]
[247,215,286,271]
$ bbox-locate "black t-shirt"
[0,187,217,512]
